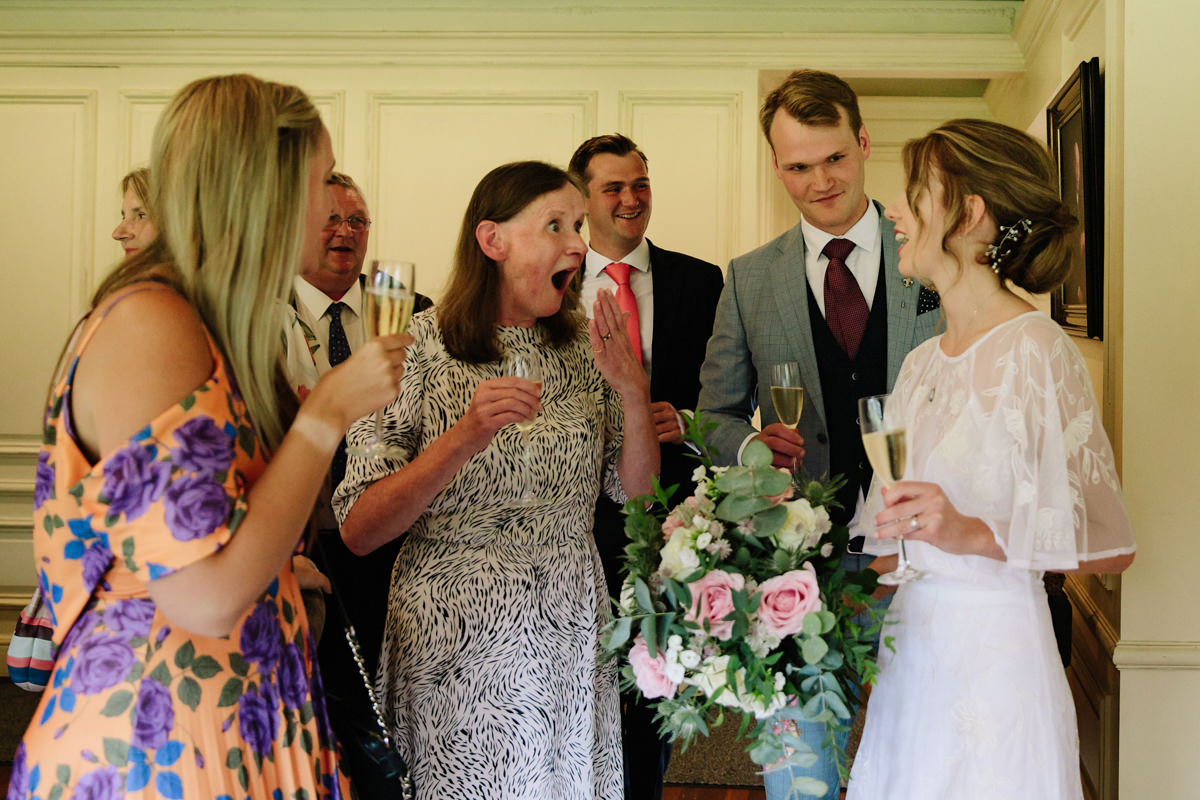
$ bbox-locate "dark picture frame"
[1046,57,1104,340]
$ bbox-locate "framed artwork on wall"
[1046,57,1104,340]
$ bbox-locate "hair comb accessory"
[985,218,1033,275]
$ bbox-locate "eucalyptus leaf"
[634,578,653,614]
[603,616,633,650]
[752,504,787,538]
[716,494,771,522]
[754,467,791,496]
[801,634,829,665]
[742,439,773,468]
[641,615,658,656]
[787,776,831,798]
[801,611,823,636]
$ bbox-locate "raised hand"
[589,289,649,399]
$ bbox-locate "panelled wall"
[0,34,997,606]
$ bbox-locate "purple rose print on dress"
[238,680,280,758]
[72,634,135,695]
[103,598,156,639]
[162,473,230,542]
[81,541,114,591]
[276,642,309,710]
[70,765,123,800]
[240,602,282,673]
[170,416,235,473]
[34,450,54,510]
[131,678,175,750]
[101,442,170,521]
[6,741,27,800]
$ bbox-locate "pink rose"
[756,563,822,638]
[629,635,677,699]
[685,570,745,640]
[661,515,683,539]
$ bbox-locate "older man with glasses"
[289,171,431,795]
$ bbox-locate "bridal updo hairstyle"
[902,118,1078,295]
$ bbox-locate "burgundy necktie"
[822,238,868,359]
[603,262,642,364]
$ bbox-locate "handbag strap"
[311,535,394,749]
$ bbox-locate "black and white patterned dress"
[333,309,624,800]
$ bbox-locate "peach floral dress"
[7,286,353,800]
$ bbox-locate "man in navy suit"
[570,134,724,800]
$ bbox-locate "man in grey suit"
[696,69,940,800]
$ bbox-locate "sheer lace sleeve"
[981,319,1135,569]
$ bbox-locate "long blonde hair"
[92,74,322,451]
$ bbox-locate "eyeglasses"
[324,214,371,232]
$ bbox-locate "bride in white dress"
[846,119,1136,800]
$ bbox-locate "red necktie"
[822,238,868,359]
[603,262,642,364]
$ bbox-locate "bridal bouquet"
[602,418,887,797]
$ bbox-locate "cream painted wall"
[1117,0,1200,793]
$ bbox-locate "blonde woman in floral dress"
[7,74,409,799]
[847,119,1135,800]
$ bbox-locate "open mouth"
[551,266,576,291]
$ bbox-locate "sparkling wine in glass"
[347,260,415,460]
[770,361,804,474]
[505,350,543,506]
[858,393,923,585]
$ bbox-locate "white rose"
[777,499,829,550]
[658,528,701,579]
[684,654,730,698]
[695,531,712,550]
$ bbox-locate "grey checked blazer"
[696,201,941,474]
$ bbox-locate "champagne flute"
[347,260,416,460]
[770,361,804,475]
[858,393,923,585]
[505,350,543,506]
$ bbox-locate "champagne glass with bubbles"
[770,362,804,475]
[505,350,543,506]
[348,260,416,460]
[859,393,923,585]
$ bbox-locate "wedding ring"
[601,333,612,341]
[909,515,920,531]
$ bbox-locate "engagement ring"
[601,333,612,341]
[909,515,920,531]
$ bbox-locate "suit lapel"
[769,225,827,431]
[647,241,676,398]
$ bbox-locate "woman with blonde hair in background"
[846,118,1135,799]
[7,73,408,799]
[111,167,157,257]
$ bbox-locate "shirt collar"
[799,200,880,257]
[584,238,652,278]
[292,274,364,319]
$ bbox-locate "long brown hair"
[438,161,584,364]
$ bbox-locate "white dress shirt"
[578,238,654,377]
[801,199,883,317]
[292,276,365,375]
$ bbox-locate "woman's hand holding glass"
[453,372,542,457]
[296,332,410,452]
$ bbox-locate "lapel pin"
[901,278,914,288]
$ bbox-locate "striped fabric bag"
[6,587,53,691]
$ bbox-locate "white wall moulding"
[0,91,96,438]
[1113,641,1200,670]
[0,2,1025,38]
[0,32,1027,74]
[618,91,741,270]
[367,91,598,300]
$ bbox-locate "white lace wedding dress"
[847,312,1135,800]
